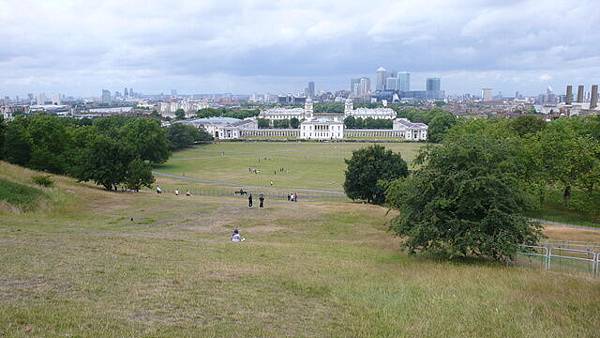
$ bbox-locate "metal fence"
[517,241,599,278]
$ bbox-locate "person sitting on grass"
[231,229,245,242]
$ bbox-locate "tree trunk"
[563,185,572,206]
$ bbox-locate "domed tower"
[344,98,353,117]
[304,97,314,120]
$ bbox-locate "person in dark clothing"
[248,193,253,208]
[259,194,265,208]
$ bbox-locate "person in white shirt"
[231,229,245,242]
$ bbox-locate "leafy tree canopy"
[344,145,408,204]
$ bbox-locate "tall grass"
[0,178,44,211]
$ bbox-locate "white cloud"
[0,0,599,96]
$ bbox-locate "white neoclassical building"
[393,118,428,141]
[258,98,314,121]
[300,118,344,140]
[344,98,396,119]
[180,117,258,140]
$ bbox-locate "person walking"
[259,194,265,208]
[248,193,253,208]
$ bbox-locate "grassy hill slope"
[0,161,599,337]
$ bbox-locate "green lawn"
[1,161,600,337]
[528,189,600,228]
[155,142,424,192]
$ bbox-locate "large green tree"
[166,124,213,150]
[532,119,600,205]
[427,112,456,143]
[121,118,170,164]
[343,145,408,204]
[2,116,31,166]
[386,134,542,262]
[75,134,135,191]
[125,158,155,191]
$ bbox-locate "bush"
[343,145,408,204]
[32,175,54,187]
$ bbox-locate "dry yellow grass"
[1,161,599,337]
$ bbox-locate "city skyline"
[1,0,599,97]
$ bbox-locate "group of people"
[287,193,299,202]
[156,186,192,196]
[247,193,265,208]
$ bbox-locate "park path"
[154,172,600,229]
[152,172,347,196]
[533,218,600,231]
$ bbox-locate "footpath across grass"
[1,162,599,337]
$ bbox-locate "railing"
[517,242,599,278]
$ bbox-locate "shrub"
[32,175,54,187]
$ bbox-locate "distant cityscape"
[1,66,599,121]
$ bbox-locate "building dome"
[377,66,386,72]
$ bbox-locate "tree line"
[257,118,300,129]
[343,116,393,129]
[344,115,600,262]
[0,115,212,191]
[196,108,260,120]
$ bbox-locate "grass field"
[155,142,424,192]
[1,160,600,337]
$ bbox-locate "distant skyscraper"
[566,85,573,104]
[171,89,177,96]
[101,89,112,104]
[482,88,493,102]
[577,85,584,103]
[591,85,598,109]
[426,78,442,99]
[350,78,361,97]
[130,88,134,97]
[426,78,441,92]
[305,81,315,98]
[386,77,399,90]
[376,67,387,91]
[124,88,129,97]
[397,72,410,91]
[359,77,371,97]
[36,93,46,105]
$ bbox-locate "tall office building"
[36,93,46,105]
[350,78,361,97]
[101,89,112,104]
[359,77,371,97]
[566,85,573,104]
[577,85,584,103]
[124,88,129,97]
[305,81,315,98]
[386,77,399,90]
[397,72,410,91]
[129,88,134,97]
[426,78,441,99]
[482,88,493,102]
[591,85,599,109]
[426,78,441,92]
[376,67,387,91]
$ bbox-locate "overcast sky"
[1,0,599,97]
